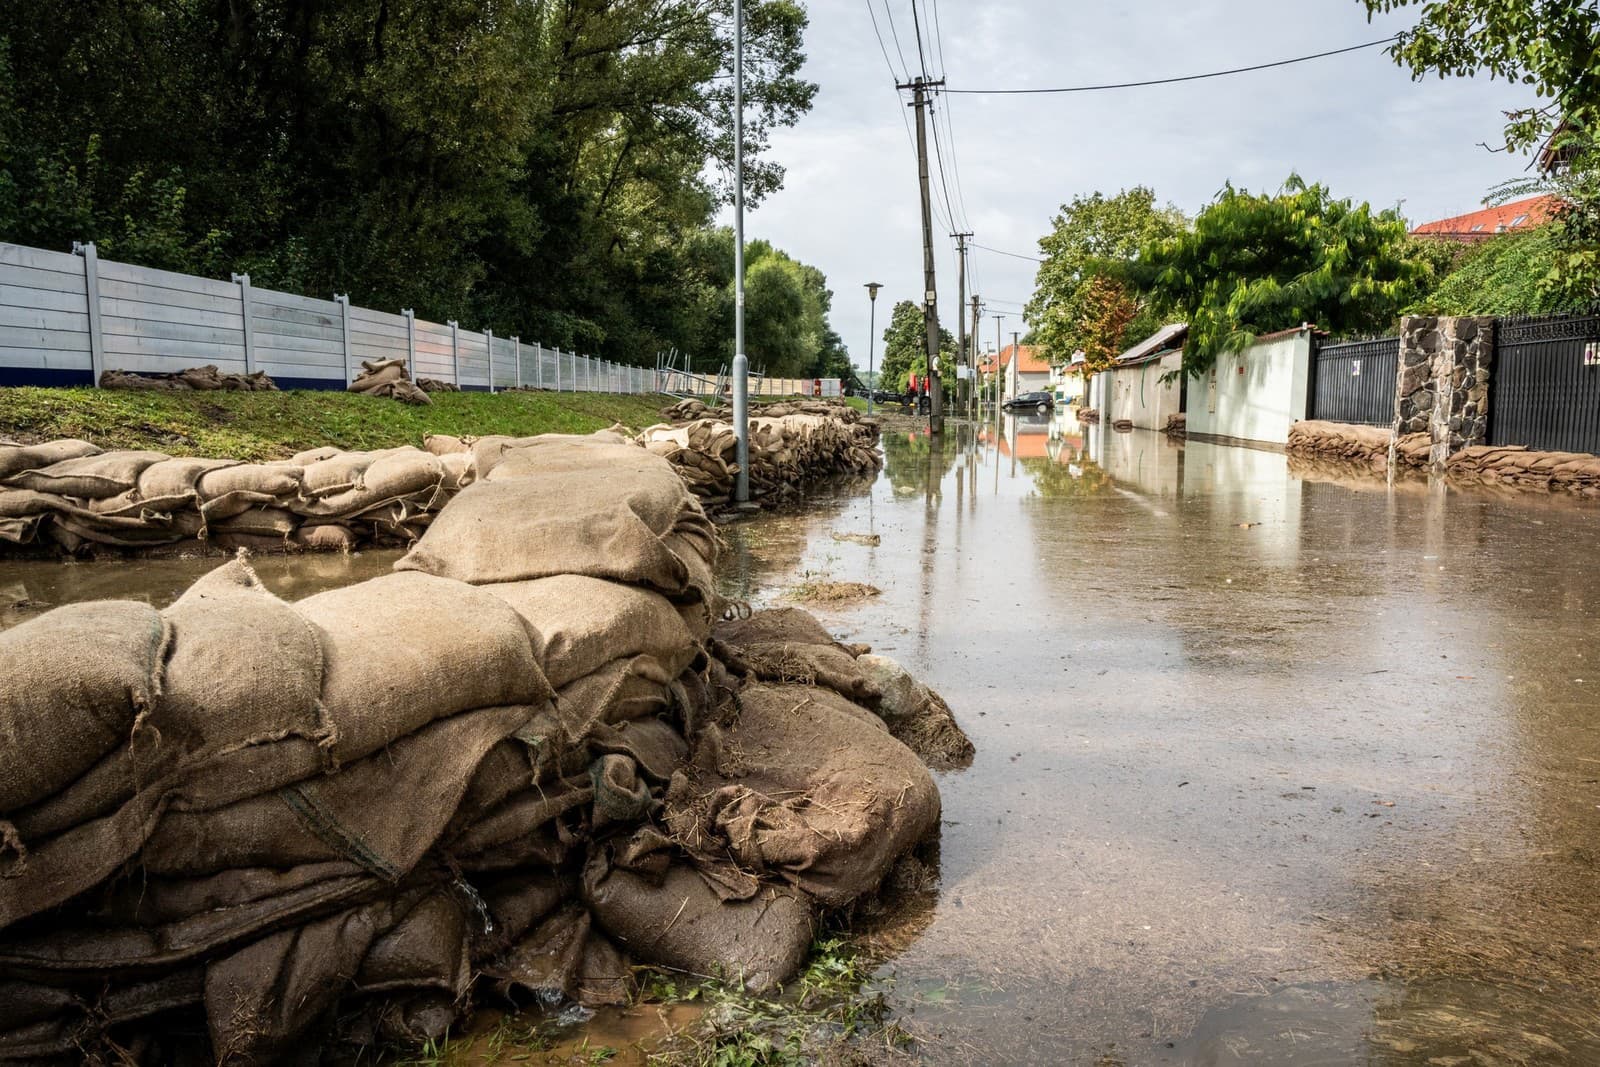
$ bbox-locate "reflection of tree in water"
[1019,445,1112,498]
[881,430,964,496]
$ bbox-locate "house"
[985,343,1050,403]
[1410,194,1558,243]
[1102,324,1188,431]
[1051,350,1087,404]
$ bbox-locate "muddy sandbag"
[0,439,102,480]
[583,855,813,992]
[856,654,974,771]
[397,439,715,601]
[484,575,701,689]
[353,889,472,1003]
[0,600,168,812]
[666,683,940,907]
[556,654,678,726]
[294,572,551,763]
[5,450,170,499]
[294,523,357,550]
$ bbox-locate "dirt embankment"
[0,430,970,1064]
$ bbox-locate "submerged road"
[723,412,1600,1065]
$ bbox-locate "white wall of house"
[1005,367,1051,401]
[1105,352,1183,430]
[1186,329,1312,446]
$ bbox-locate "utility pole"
[1012,331,1021,409]
[731,0,749,503]
[952,231,971,419]
[992,314,1005,410]
[899,76,946,436]
[969,293,981,419]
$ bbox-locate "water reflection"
[725,410,1600,1065]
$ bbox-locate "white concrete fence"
[0,240,660,393]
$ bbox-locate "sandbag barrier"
[0,408,882,554]
[1289,419,1600,496]
[99,365,279,392]
[0,431,968,1064]
[638,399,883,506]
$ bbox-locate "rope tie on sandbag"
[279,783,402,882]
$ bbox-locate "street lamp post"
[731,0,749,503]
[864,282,882,414]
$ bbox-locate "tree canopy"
[0,0,846,371]
[1025,188,1186,376]
[878,300,954,392]
[1133,177,1443,374]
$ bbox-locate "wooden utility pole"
[900,76,946,435]
[969,293,982,419]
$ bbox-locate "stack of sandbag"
[1163,413,1186,438]
[636,412,882,505]
[1441,443,1600,494]
[348,358,432,405]
[99,365,278,391]
[1077,407,1100,423]
[1286,420,1394,470]
[0,440,470,553]
[0,432,965,1064]
[417,377,459,393]
[660,397,711,421]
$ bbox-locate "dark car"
[1002,390,1055,411]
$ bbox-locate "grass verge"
[0,387,678,461]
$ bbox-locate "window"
[1509,214,1528,227]
[1469,223,1486,233]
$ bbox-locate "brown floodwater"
[3,413,1599,1064]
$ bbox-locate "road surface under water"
[2,413,1598,1064]
[722,412,1600,1065]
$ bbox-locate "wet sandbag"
[88,457,242,518]
[484,575,701,689]
[556,654,677,726]
[196,464,303,520]
[857,654,974,771]
[295,572,551,763]
[5,450,169,499]
[157,558,333,760]
[0,439,102,480]
[0,600,168,812]
[352,888,472,1004]
[583,855,814,992]
[396,439,712,599]
[666,683,940,907]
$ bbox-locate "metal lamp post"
[865,282,882,414]
[731,0,750,503]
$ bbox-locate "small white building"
[1103,324,1188,430]
[1185,326,1314,447]
[982,343,1051,403]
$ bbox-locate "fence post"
[535,343,543,390]
[72,241,105,387]
[485,328,496,394]
[513,336,522,390]
[335,294,353,383]
[232,272,257,375]
[448,320,460,387]
[555,347,562,392]
[403,309,416,377]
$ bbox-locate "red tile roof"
[1411,194,1558,240]
[984,343,1049,375]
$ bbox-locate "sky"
[720,0,1542,371]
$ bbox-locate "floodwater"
[4,413,1600,1063]
[722,412,1600,1065]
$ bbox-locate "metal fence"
[1309,335,1399,426]
[1488,311,1600,454]
[0,240,658,393]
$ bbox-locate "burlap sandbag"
[0,439,102,480]
[479,904,633,1007]
[583,853,814,992]
[665,683,940,907]
[484,575,701,689]
[5,450,170,499]
[0,600,167,812]
[295,572,550,763]
[856,654,974,771]
[555,654,678,727]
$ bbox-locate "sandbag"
[294,572,551,762]
[856,654,974,770]
[0,600,168,812]
[0,439,102,480]
[5,450,169,499]
[583,855,814,992]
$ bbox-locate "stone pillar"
[1392,315,1495,472]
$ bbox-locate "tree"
[1025,188,1186,373]
[1361,0,1600,151]
[877,300,955,392]
[1133,176,1442,375]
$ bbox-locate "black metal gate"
[1489,312,1600,454]
[1310,336,1398,425]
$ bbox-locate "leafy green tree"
[878,300,955,392]
[1361,0,1600,151]
[1026,188,1186,372]
[1414,226,1583,314]
[1134,176,1441,375]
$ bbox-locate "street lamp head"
[865,282,882,302]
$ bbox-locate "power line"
[865,0,905,83]
[945,36,1398,95]
[908,0,932,82]
[880,0,912,83]
[971,241,1042,263]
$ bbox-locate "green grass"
[0,387,678,461]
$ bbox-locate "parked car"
[1003,390,1055,411]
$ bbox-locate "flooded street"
[3,414,1599,1064]
[725,413,1600,1064]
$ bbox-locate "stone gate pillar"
[1393,315,1495,471]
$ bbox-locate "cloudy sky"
[722,0,1540,370]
